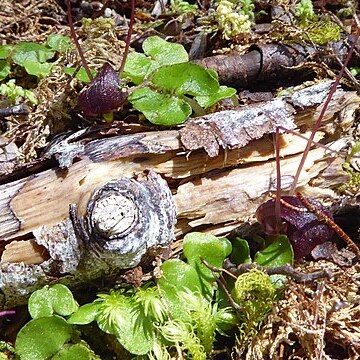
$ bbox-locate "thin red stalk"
[277,126,340,155]
[274,127,282,232]
[289,25,360,195]
[118,0,135,75]
[66,0,94,82]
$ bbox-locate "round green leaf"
[15,316,73,360]
[28,286,54,319]
[52,343,97,360]
[67,303,100,325]
[142,36,188,66]
[158,259,202,321]
[196,85,236,108]
[254,235,294,268]
[159,259,202,293]
[46,34,71,53]
[152,63,220,96]
[50,284,78,316]
[128,87,191,125]
[12,42,54,63]
[122,52,152,85]
[183,233,232,295]
[23,61,52,78]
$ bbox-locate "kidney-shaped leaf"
[15,316,73,360]
[254,235,294,268]
[158,259,202,321]
[143,36,188,67]
[196,85,236,108]
[128,86,192,125]
[122,52,152,85]
[152,63,221,97]
[183,233,232,294]
[50,284,78,316]
[28,284,78,319]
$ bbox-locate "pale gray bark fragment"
[179,99,296,157]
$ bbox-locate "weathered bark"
[0,81,358,308]
[195,39,360,88]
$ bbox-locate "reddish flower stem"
[289,25,360,194]
[118,0,136,76]
[66,0,94,82]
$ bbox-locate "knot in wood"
[79,170,176,269]
[90,193,138,238]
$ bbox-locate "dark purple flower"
[78,63,127,116]
[256,196,334,259]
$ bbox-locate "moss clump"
[233,269,277,345]
[294,0,342,44]
[305,18,342,45]
[338,142,360,195]
[216,0,254,39]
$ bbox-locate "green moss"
[233,269,277,343]
[215,0,254,39]
[305,18,342,45]
[338,142,360,194]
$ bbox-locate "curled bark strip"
[196,39,360,88]
[179,80,336,157]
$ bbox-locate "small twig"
[296,192,360,260]
[201,259,241,310]
[223,259,333,284]
[0,104,29,118]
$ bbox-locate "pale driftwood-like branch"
[0,82,358,308]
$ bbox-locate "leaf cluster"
[14,232,294,359]
[14,233,236,359]
[123,36,236,125]
[0,34,71,80]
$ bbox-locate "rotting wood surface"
[195,39,360,88]
[0,81,359,308]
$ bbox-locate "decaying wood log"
[196,39,360,88]
[0,81,359,308]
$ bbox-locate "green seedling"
[0,79,37,105]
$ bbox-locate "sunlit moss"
[305,18,342,44]
[233,269,277,343]
[338,142,360,194]
[216,0,253,39]
[294,0,342,44]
